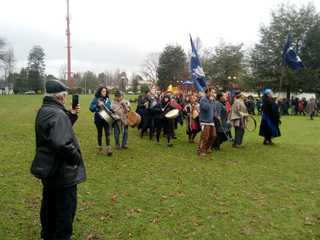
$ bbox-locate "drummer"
[183,94,201,143]
[89,87,113,155]
[112,90,130,149]
[153,93,176,147]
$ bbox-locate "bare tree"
[142,52,159,84]
[0,38,6,63]
[104,70,113,87]
[3,47,15,81]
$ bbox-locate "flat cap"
[45,80,69,94]
[114,89,123,97]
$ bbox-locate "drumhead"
[165,109,179,119]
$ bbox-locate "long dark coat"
[259,96,281,138]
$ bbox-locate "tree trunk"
[286,86,291,99]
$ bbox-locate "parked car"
[24,91,36,95]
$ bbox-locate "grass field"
[0,95,320,240]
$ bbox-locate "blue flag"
[282,33,303,71]
[190,34,207,92]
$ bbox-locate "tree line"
[156,3,320,97]
[1,3,320,96]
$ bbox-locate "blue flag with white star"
[190,34,207,92]
[282,33,304,71]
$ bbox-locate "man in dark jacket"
[33,80,86,240]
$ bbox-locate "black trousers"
[40,185,77,240]
[95,119,110,146]
[155,118,174,143]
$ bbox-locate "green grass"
[0,95,320,240]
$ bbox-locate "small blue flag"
[190,34,207,92]
[282,33,303,71]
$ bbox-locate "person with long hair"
[259,89,281,145]
[153,93,176,147]
[183,94,201,143]
[89,87,113,155]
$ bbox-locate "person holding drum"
[183,94,201,143]
[89,87,113,155]
[229,90,248,148]
[112,90,130,149]
[153,94,176,147]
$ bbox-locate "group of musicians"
[88,85,282,156]
[33,80,282,240]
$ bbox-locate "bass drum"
[128,112,141,128]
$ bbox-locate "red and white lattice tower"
[66,0,74,88]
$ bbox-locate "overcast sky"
[1,0,319,77]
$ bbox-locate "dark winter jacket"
[34,96,86,187]
[89,96,112,122]
[259,96,281,138]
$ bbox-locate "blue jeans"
[114,123,128,147]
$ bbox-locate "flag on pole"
[190,34,207,92]
[282,33,304,71]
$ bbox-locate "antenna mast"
[66,0,74,88]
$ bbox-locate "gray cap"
[114,89,123,97]
[45,80,69,94]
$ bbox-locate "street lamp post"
[84,78,87,95]
[121,76,125,91]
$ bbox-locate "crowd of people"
[86,84,289,157]
[31,79,315,239]
[245,95,319,120]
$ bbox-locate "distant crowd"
[245,96,319,119]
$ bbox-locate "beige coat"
[112,100,130,126]
[229,98,248,127]
[306,100,316,113]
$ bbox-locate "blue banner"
[190,35,207,92]
[282,33,304,71]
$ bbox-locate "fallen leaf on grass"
[304,217,315,226]
[151,216,160,224]
[127,208,142,218]
[161,195,168,201]
[86,234,94,240]
[111,194,118,203]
